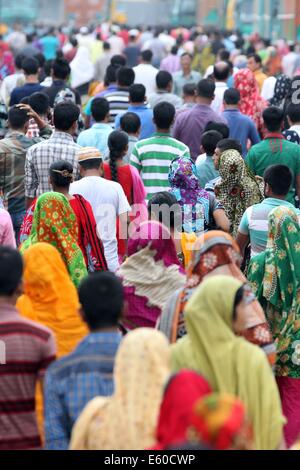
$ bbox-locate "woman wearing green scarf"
[248,205,300,448]
[171,275,285,450]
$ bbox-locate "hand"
[16,103,39,121]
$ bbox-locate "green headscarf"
[248,205,300,378]
[171,275,284,450]
[20,192,87,287]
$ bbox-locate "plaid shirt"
[0,128,52,213]
[25,131,81,198]
[44,331,121,450]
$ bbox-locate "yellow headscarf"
[70,328,170,450]
[171,276,284,450]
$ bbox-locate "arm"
[249,122,261,146]
[213,209,230,233]
[130,147,142,173]
[2,211,16,248]
[25,150,38,208]
[296,175,300,203]
[236,232,250,259]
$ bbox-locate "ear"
[99,161,104,176]
[79,306,87,323]
[15,281,24,299]
[24,121,30,134]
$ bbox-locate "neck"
[53,77,65,82]
[55,128,73,136]
[225,105,239,110]
[54,187,69,197]
[266,129,282,135]
[95,120,108,124]
[291,122,300,126]
[156,128,170,134]
[182,69,191,76]
[10,127,25,134]
[83,170,101,177]
[268,193,286,200]
[26,75,38,84]
[0,296,16,306]
[197,97,212,106]
[130,102,144,107]
[90,326,119,333]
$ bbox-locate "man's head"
[0,247,23,304]
[223,88,241,109]
[171,45,178,56]
[52,57,71,81]
[141,49,153,64]
[120,112,141,137]
[117,67,135,88]
[148,191,181,233]
[29,92,50,117]
[78,272,124,331]
[153,102,176,131]
[129,84,146,104]
[91,97,110,123]
[15,53,25,71]
[103,41,111,52]
[263,164,292,198]
[217,49,230,61]
[247,53,262,73]
[22,57,39,78]
[77,147,103,177]
[53,102,80,134]
[104,64,118,86]
[263,106,284,133]
[213,138,243,169]
[201,130,223,156]
[204,121,230,139]
[8,106,30,133]
[287,103,300,126]
[196,79,215,104]
[213,61,231,82]
[180,52,193,74]
[182,83,196,104]
[49,160,73,191]
[156,71,173,92]
[111,54,127,67]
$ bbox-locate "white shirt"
[211,82,228,114]
[133,63,158,96]
[107,35,125,55]
[261,76,276,101]
[70,176,130,273]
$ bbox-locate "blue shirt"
[196,155,220,189]
[222,109,260,157]
[77,122,113,155]
[85,85,119,116]
[115,104,155,140]
[44,331,121,450]
[10,83,44,106]
[39,36,60,60]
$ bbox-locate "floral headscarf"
[169,156,210,234]
[269,74,292,108]
[0,51,15,80]
[214,149,263,236]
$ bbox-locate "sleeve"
[84,98,93,116]
[249,121,261,146]
[130,146,142,172]
[25,149,39,199]
[238,209,250,235]
[172,114,182,140]
[77,132,86,147]
[37,331,56,380]
[210,193,224,212]
[182,145,190,158]
[116,183,131,215]
[245,148,255,174]
[9,90,17,107]
[114,113,122,130]
[2,211,16,248]
[296,148,300,176]
[75,90,81,106]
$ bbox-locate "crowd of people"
[1,22,300,451]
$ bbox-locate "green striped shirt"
[130,132,190,200]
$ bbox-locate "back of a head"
[153,102,175,129]
[264,164,292,196]
[49,160,74,189]
[108,129,129,153]
[213,61,231,81]
[217,138,243,155]
[248,53,262,65]
[104,64,118,85]
[204,121,230,139]
[120,112,141,134]
[117,66,135,87]
[156,71,172,90]
[287,102,300,124]
[218,49,230,61]
[29,92,50,116]
[262,106,284,132]
[111,54,127,67]
[78,272,124,330]
[129,84,146,103]
[52,57,71,80]
[183,83,196,98]
[103,41,111,51]
[35,52,46,69]
[224,88,240,106]
[0,247,23,297]
[91,97,110,122]
[201,130,223,155]
[148,191,181,231]
[171,45,178,55]
[53,102,80,131]
[197,79,216,100]
[141,49,153,63]
[22,57,39,76]
[70,36,78,48]
[8,106,29,130]
[15,53,25,70]
[77,147,102,171]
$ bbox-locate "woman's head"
[217,149,244,182]
[234,69,258,100]
[108,130,129,182]
[169,156,200,191]
[49,160,74,191]
[148,192,181,232]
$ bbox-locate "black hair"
[49,160,73,188]
[204,121,230,139]
[70,36,78,48]
[213,62,231,81]
[248,53,262,65]
[182,83,196,97]
[108,130,129,182]
[156,71,173,90]
[129,84,146,103]
[0,247,23,296]
[34,52,46,68]
[52,57,71,80]
[44,59,53,77]
[263,164,293,196]
[20,96,30,105]
[53,102,80,131]
[287,102,300,124]
[233,285,244,321]
[201,130,223,155]
[120,112,141,134]
[148,191,181,231]
[197,79,215,99]
[103,41,111,50]
[217,138,243,154]
[180,52,193,60]
[22,57,39,75]
[15,53,25,70]
[8,106,29,129]
[224,88,241,105]
[117,67,135,87]
[141,49,153,62]
[104,64,118,84]
[218,49,230,61]
[153,101,175,129]
[91,97,110,122]
[78,272,124,330]
[171,45,178,55]
[262,106,284,132]
[79,159,102,170]
[29,92,50,116]
[111,54,127,67]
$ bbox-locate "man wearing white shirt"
[133,50,158,96]
[70,147,130,273]
[211,62,230,114]
[282,44,298,78]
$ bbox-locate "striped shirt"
[131,132,190,200]
[85,87,130,125]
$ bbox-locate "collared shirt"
[173,104,227,159]
[172,70,202,97]
[196,154,220,189]
[25,131,81,198]
[0,128,52,212]
[84,84,118,117]
[85,87,130,124]
[77,122,113,154]
[0,303,56,450]
[115,104,155,140]
[10,83,44,106]
[148,90,183,111]
[124,135,138,164]
[44,331,121,450]
[160,54,181,74]
[211,82,228,114]
[239,198,300,257]
[246,133,300,204]
[133,63,158,96]
[222,108,260,157]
